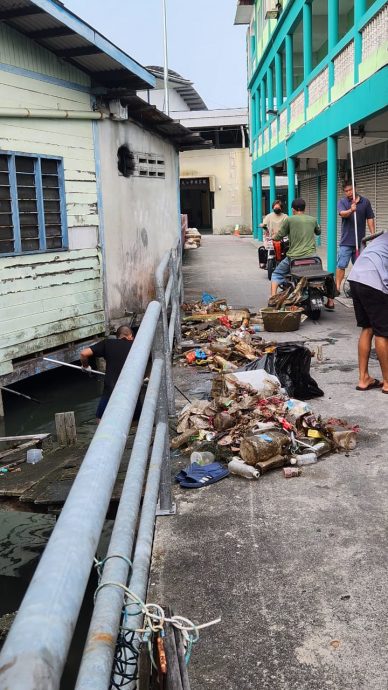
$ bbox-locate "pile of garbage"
[180,293,270,370]
[184,228,201,250]
[172,371,359,484]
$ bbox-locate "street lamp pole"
[162,0,170,115]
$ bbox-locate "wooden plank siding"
[0,24,105,377]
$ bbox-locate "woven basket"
[261,307,302,332]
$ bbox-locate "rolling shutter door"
[376,161,388,228]
[299,178,310,207]
[309,177,318,219]
[320,174,327,249]
[355,164,376,210]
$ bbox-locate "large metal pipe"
[0,107,106,119]
[75,358,164,690]
[0,301,161,690]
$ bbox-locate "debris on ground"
[184,227,201,250]
[172,372,359,484]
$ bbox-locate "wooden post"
[55,411,77,446]
[0,390,4,418]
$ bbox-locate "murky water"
[0,366,103,444]
[0,511,114,689]
[0,369,112,686]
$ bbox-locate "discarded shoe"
[175,462,229,489]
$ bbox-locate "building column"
[354,0,366,82]
[303,2,313,78]
[287,157,296,214]
[260,80,266,128]
[252,173,258,238]
[285,34,293,98]
[316,174,322,247]
[269,166,276,206]
[267,66,274,111]
[257,173,263,240]
[327,135,338,272]
[275,52,283,108]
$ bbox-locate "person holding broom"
[326,180,375,309]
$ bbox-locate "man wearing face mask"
[260,199,287,244]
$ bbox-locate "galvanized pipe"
[171,248,182,346]
[75,358,164,690]
[0,107,106,119]
[153,318,173,513]
[155,251,175,415]
[0,301,161,690]
[117,420,168,690]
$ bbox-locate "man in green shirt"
[270,197,321,296]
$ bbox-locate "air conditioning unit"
[109,99,128,121]
[265,0,282,20]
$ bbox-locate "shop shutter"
[320,174,327,249]
[376,161,388,229]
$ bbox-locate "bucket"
[261,307,303,332]
[26,448,43,465]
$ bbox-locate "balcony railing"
[307,66,329,119]
[332,40,354,101]
[360,4,388,81]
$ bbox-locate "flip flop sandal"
[175,462,222,483]
[355,379,383,391]
[382,389,388,395]
[177,462,229,489]
[324,304,335,311]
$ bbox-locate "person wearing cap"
[270,198,321,296]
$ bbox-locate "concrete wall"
[0,24,104,378]
[137,88,189,112]
[98,118,180,322]
[180,148,252,234]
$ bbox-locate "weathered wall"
[98,119,180,320]
[0,24,104,376]
[180,148,252,234]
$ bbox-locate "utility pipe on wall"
[0,108,107,119]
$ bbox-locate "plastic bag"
[233,369,281,397]
[241,342,323,400]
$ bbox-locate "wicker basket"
[261,307,303,332]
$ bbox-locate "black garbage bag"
[242,342,324,400]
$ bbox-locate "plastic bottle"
[228,457,260,479]
[294,452,318,466]
[26,448,43,464]
[190,451,215,466]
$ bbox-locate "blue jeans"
[271,257,291,284]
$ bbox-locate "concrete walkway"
[150,235,388,690]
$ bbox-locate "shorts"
[337,245,357,270]
[96,395,110,419]
[271,257,291,284]
[349,281,388,337]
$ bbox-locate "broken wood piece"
[0,434,50,443]
[255,454,285,473]
[55,411,77,446]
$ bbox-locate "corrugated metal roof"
[0,0,155,90]
[146,66,208,111]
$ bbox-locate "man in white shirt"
[348,233,388,393]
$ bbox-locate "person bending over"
[348,232,388,393]
[80,324,134,421]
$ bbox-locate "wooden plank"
[0,447,78,498]
[0,321,105,367]
[0,247,99,269]
[18,450,84,504]
[0,440,40,464]
[0,268,101,298]
[0,310,105,349]
[1,282,102,309]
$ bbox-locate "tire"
[267,258,276,280]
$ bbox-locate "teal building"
[235,0,388,270]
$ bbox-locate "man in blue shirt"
[348,232,388,393]
[326,180,375,309]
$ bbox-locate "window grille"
[0,153,66,255]
[135,153,165,179]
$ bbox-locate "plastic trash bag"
[201,292,217,304]
[242,342,324,400]
[233,369,282,398]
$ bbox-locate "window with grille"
[0,153,67,255]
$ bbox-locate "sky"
[64,0,248,109]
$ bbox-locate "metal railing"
[0,241,183,690]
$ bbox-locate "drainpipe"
[0,108,106,119]
[240,125,246,149]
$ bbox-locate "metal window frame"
[0,150,68,256]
